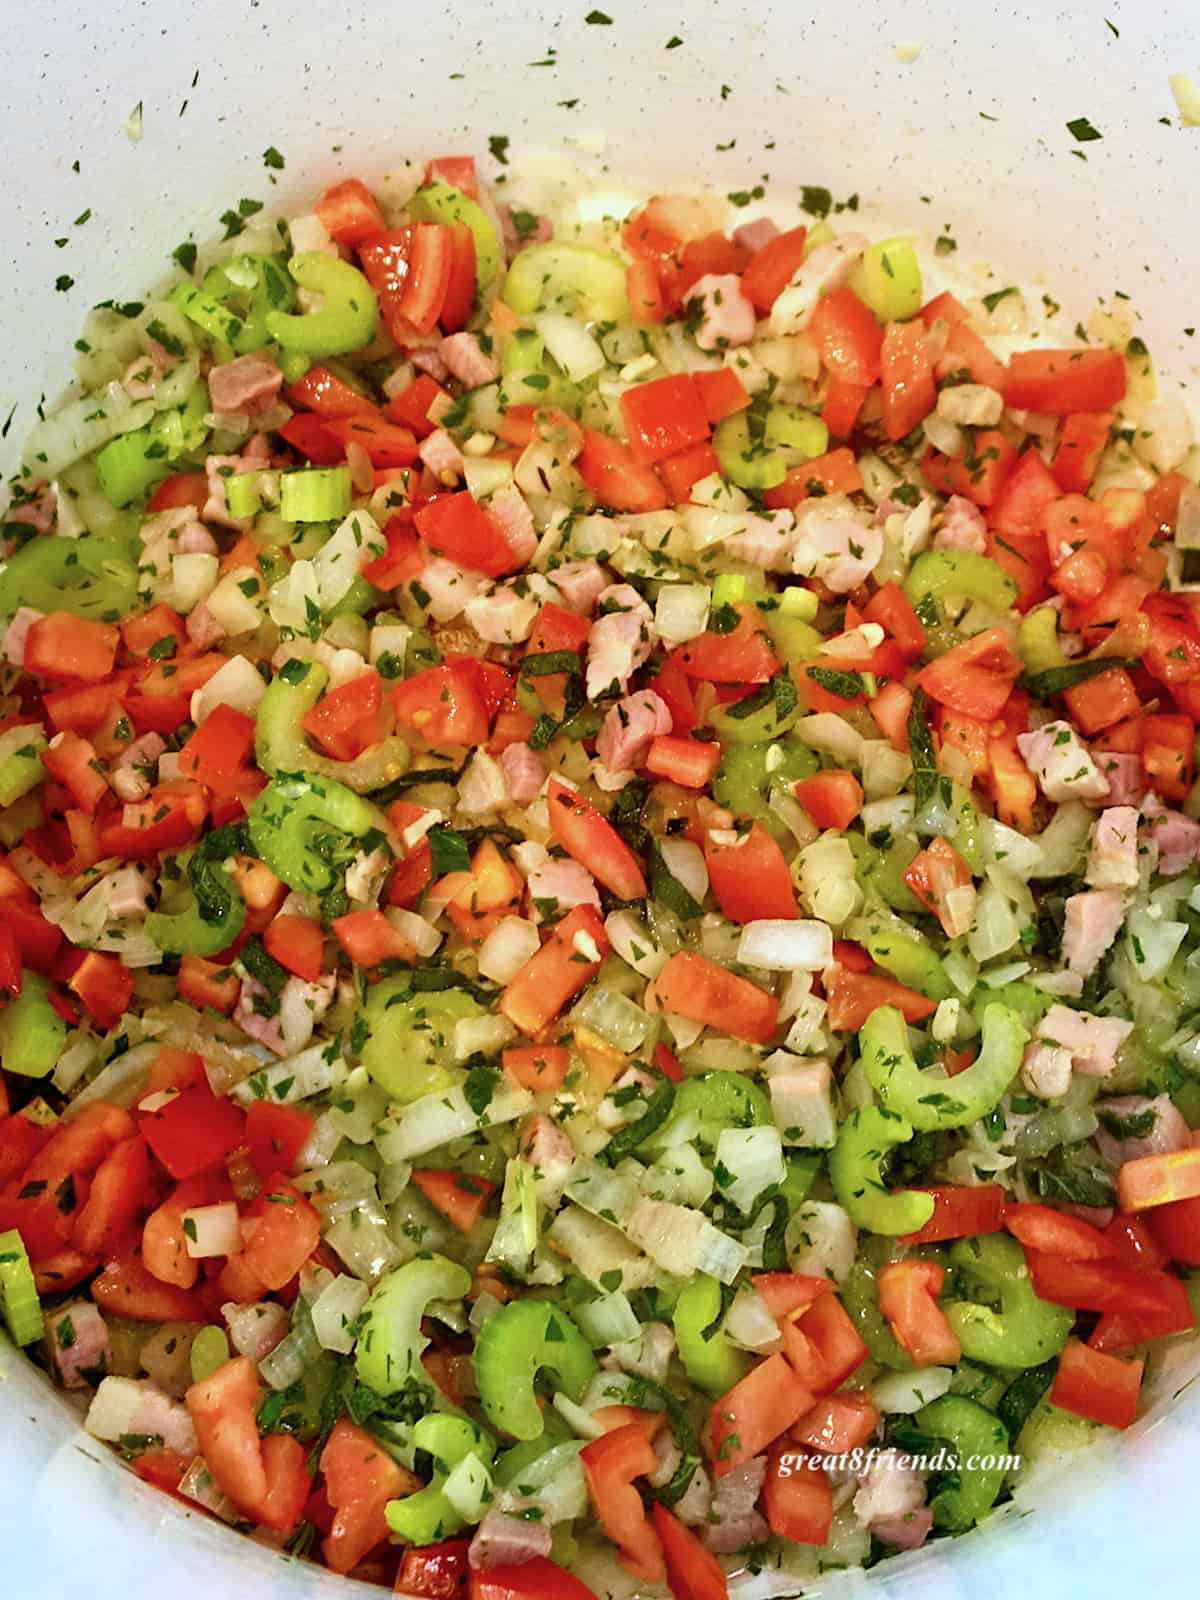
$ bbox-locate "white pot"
[1,1,1198,1595]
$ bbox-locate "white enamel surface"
[2,0,1200,1592]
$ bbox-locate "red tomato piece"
[410,1169,496,1233]
[580,1423,664,1582]
[824,967,937,1030]
[177,704,258,798]
[177,953,240,1015]
[880,321,935,441]
[1050,1339,1143,1429]
[438,223,477,334]
[710,1354,814,1477]
[658,441,722,503]
[651,1503,729,1600]
[502,1045,570,1093]
[704,820,798,922]
[762,1447,832,1546]
[547,778,647,900]
[648,951,778,1045]
[286,364,375,418]
[414,490,523,577]
[1117,1146,1200,1212]
[739,224,808,313]
[1053,411,1114,493]
[185,1356,268,1516]
[1145,1195,1200,1267]
[68,951,133,1031]
[809,287,883,386]
[922,428,1018,508]
[877,1259,961,1365]
[619,374,711,465]
[792,1390,880,1454]
[793,769,864,830]
[92,1252,206,1321]
[669,601,779,684]
[385,374,450,440]
[389,661,491,747]
[644,735,721,789]
[1024,1248,1185,1315]
[499,905,610,1036]
[146,472,209,514]
[245,1100,314,1182]
[300,672,383,762]
[1003,1201,1119,1260]
[71,1134,150,1258]
[694,366,751,423]
[916,625,1021,721]
[320,1417,418,1572]
[1061,668,1141,736]
[237,1177,321,1291]
[277,412,345,464]
[25,613,119,683]
[576,429,670,513]
[41,730,107,815]
[1004,348,1126,413]
[316,178,385,245]
[764,448,864,509]
[750,1271,832,1321]
[138,1082,246,1181]
[898,1184,1006,1245]
[469,1557,600,1600]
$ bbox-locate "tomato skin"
[185,1355,268,1516]
[764,448,863,508]
[824,967,936,1030]
[547,778,648,900]
[1050,1339,1143,1429]
[385,374,450,439]
[1024,1248,1185,1315]
[316,177,385,245]
[389,661,491,747]
[650,1504,729,1600]
[278,412,344,464]
[1004,348,1126,413]
[319,1417,418,1573]
[648,952,778,1046]
[398,1539,473,1599]
[1145,1195,1200,1267]
[245,1100,314,1183]
[916,625,1020,721]
[921,427,1018,507]
[576,429,670,513]
[71,1134,151,1258]
[146,472,209,514]
[751,1272,832,1320]
[620,374,711,465]
[694,366,750,423]
[142,1174,226,1289]
[780,1291,868,1395]
[710,1354,814,1478]
[877,1259,961,1365]
[470,1557,600,1600]
[793,769,864,831]
[26,613,119,683]
[809,287,883,385]
[236,1177,321,1291]
[792,1390,880,1454]
[414,490,523,577]
[763,1447,833,1546]
[898,1184,1006,1245]
[1002,1201,1119,1260]
[139,1082,246,1181]
[500,904,610,1037]
[580,1423,664,1583]
[704,821,798,922]
[92,1252,207,1321]
[177,953,240,1014]
[1087,1272,1196,1352]
[880,321,935,441]
[1053,411,1113,492]
[670,602,780,684]
[644,735,721,789]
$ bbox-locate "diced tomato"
[385,375,450,440]
[765,449,865,511]
[793,769,864,830]
[647,951,778,1045]
[398,1539,472,1599]
[236,1177,321,1291]
[176,704,258,800]
[922,427,1018,508]
[644,735,721,789]
[327,411,419,469]
[258,916,323,986]
[877,1259,961,1365]
[917,625,1020,721]
[428,155,479,197]
[316,178,386,245]
[25,613,119,683]
[658,441,722,502]
[319,1416,418,1572]
[710,1353,814,1477]
[1050,1339,1143,1429]
[831,939,873,973]
[576,429,670,513]
[781,1291,868,1395]
[1004,348,1126,413]
[669,601,779,684]
[410,1168,496,1233]
[390,660,491,747]
[671,230,750,299]
[880,321,936,441]
[902,836,973,935]
[620,374,711,465]
[185,1355,269,1517]
[300,672,384,763]
[72,1134,151,1258]
[580,1423,663,1582]
[332,907,419,968]
[1145,1195,1200,1267]
[917,290,971,328]
[469,1558,600,1600]
[121,604,186,661]
[650,1504,728,1600]
[277,412,344,464]
[1141,712,1195,802]
[139,1082,246,1181]
[694,367,751,423]
[863,582,926,660]
[809,287,883,386]
[626,255,667,324]
[1053,411,1113,493]
[286,364,375,419]
[142,1174,226,1289]
[1143,593,1200,686]
[41,730,107,815]
[1087,1272,1196,1353]
[547,778,647,900]
[255,1433,309,1534]
[92,1252,206,1321]
[739,224,808,313]
[1117,1146,1200,1212]
[497,1046,568,1095]
[824,967,937,1030]
[67,951,133,1031]
[1103,1212,1171,1271]
[1024,1248,1185,1316]
[414,490,522,577]
[438,223,477,334]
[652,1042,685,1083]
[868,679,913,752]
[821,376,871,439]
[146,472,210,514]
[792,1389,880,1454]
[177,953,240,1015]
[0,1112,53,1190]
[763,1447,832,1546]
[1060,668,1141,736]
[704,820,797,922]
[129,1446,192,1494]
[500,905,610,1036]
[937,320,1009,391]
[750,1271,832,1321]
[898,1184,1006,1244]
[43,677,128,734]
[244,1100,314,1183]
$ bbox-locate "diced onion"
[385,906,443,959]
[793,714,865,767]
[453,1013,518,1062]
[535,311,606,381]
[785,1200,858,1283]
[205,567,264,635]
[182,1202,241,1258]
[724,1287,782,1352]
[871,1366,954,1414]
[477,915,541,984]
[310,1274,370,1354]
[737,918,832,972]
[574,1290,642,1347]
[232,1043,346,1107]
[654,581,711,645]
[659,837,709,905]
[604,909,667,979]
[571,985,653,1053]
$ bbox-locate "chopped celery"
[255,658,409,793]
[201,253,297,354]
[190,1325,231,1383]
[859,921,953,1001]
[248,772,380,896]
[412,181,501,288]
[945,1234,1073,1367]
[829,1106,934,1234]
[673,1272,751,1393]
[0,725,46,808]
[474,1299,597,1441]
[860,1002,1026,1130]
[712,573,748,606]
[171,280,245,346]
[266,253,378,358]
[763,404,829,459]
[915,1394,1010,1531]
[779,585,819,620]
[386,1413,495,1542]
[0,972,68,1078]
[503,242,630,322]
[851,237,922,322]
[279,464,352,524]
[360,978,482,1103]
[356,1253,471,1395]
[0,1230,42,1345]
[225,469,279,521]
[502,327,546,376]
[1017,606,1068,675]
[713,413,788,491]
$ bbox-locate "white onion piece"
[737,919,833,971]
[310,1274,370,1354]
[659,837,709,905]
[477,915,541,985]
[182,1202,241,1259]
